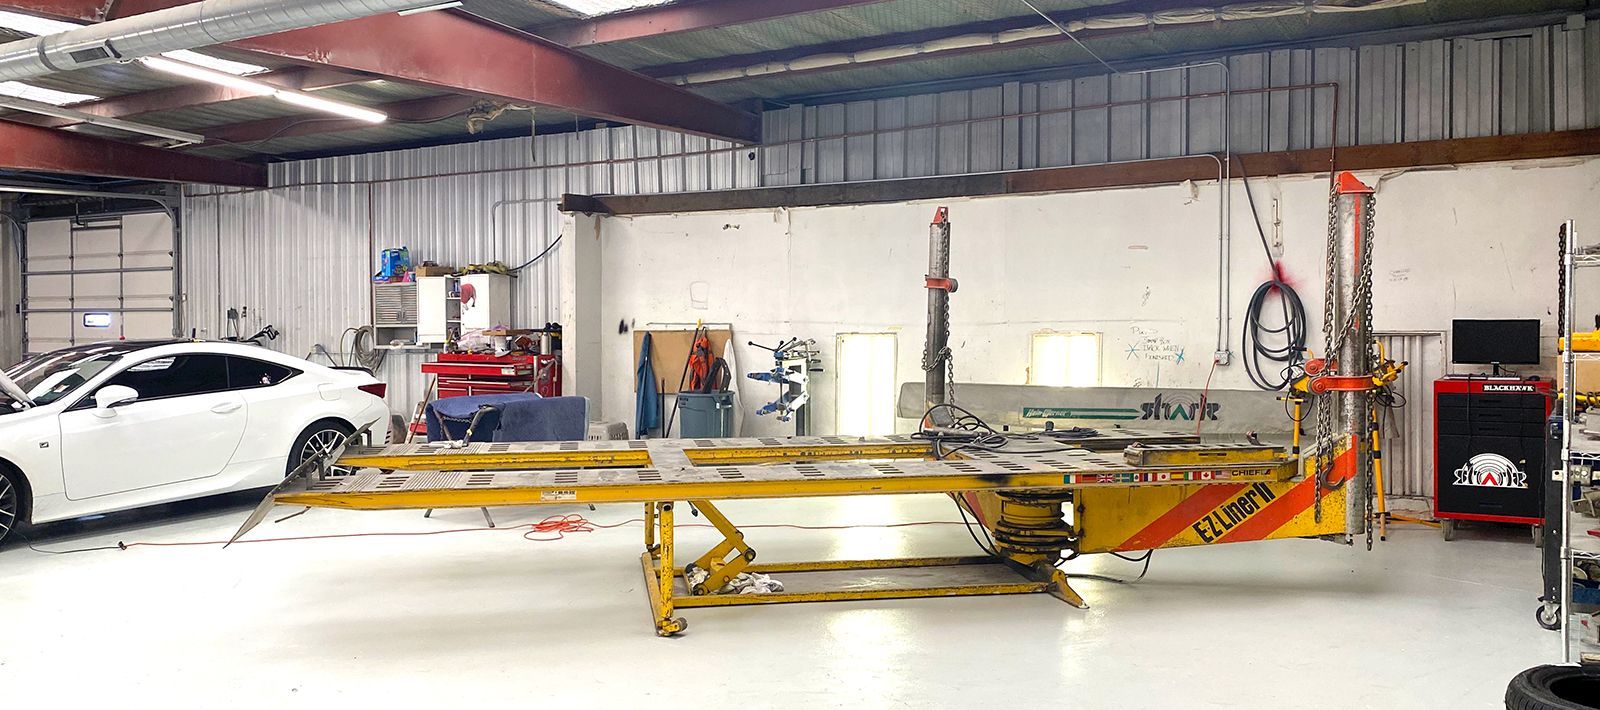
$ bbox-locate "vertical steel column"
[923,207,956,410]
[1333,173,1375,537]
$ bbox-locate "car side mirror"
[93,385,139,416]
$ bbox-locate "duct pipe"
[0,0,442,82]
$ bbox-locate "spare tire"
[1508,665,1600,709]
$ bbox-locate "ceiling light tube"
[0,95,204,144]
[140,56,273,95]
[141,56,387,123]
[273,89,387,123]
[398,1,462,15]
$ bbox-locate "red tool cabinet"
[1433,376,1553,527]
[422,352,561,399]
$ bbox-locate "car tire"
[288,420,356,476]
[0,466,25,547]
[1507,664,1600,709]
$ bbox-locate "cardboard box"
[414,265,456,277]
[1579,359,1600,392]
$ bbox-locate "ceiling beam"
[228,12,761,143]
[195,94,480,148]
[559,128,1600,216]
[7,66,369,128]
[635,0,1259,80]
[0,119,267,185]
[2,0,762,143]
[535,0,896,48]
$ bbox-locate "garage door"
[23,212,177,355]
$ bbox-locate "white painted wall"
[589,157,1600,438]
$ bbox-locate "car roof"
[35,339,317,368]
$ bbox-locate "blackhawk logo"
[1452,453,1527,489]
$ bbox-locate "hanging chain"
[921,288,955,404]
[1314,183,1340,522]
[1361,193,1377,551]
[1313,184,1378,536]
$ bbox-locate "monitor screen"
[1452,319,1541,365]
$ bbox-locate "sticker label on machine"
[1191,482,1278,543]
[541,489,577,502]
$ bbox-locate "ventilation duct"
[0,0,442,83]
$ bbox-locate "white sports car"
[0,339,392,545]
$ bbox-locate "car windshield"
[3,349,123,407]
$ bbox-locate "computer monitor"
[1451,319,1541,365]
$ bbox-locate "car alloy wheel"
[0,474,18,544]
[295,425,357,477]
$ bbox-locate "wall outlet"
[1214,349,1232,366]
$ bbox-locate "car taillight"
[358,383,388,398]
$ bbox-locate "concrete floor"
[1,493,1556,708]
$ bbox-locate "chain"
[1361,193,1377,551]
[1560,225,1569,343]
[1314,183,1339,522]
[921,282,954,404]
[946,352,958,404]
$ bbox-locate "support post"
[923,207,955,411]
[1332,173,1375,538]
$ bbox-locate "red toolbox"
[422,352,561,399]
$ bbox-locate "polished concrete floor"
[1,493,1556,708]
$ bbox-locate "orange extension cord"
[22,514,969,554]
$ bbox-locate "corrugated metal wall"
[0,202,22,368]
[181,128,758,414]
[1378,332,1448,500]
[181,19,1600,417]
[764,24,1599,183]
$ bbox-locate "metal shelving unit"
[1557,219,1598,662]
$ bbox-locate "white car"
[0,339,392,545]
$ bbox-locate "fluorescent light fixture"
[273,88,387,123]
[141,56,387,123]
[0,9,78,36]
[398,1,462,15]
[159,49,266,76]
[544,0,673,18]
[140,56,273,95]
[0,80,98,106]
[0,93,204,143]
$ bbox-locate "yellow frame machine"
[233,173,1386,636]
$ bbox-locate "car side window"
[226,357,299,389]
[102,354,231,401]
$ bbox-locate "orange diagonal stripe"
[1117,483,1249,550]
[1217,447,1356,544]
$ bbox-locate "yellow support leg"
[644,501,658,557]
[645,502,687,637]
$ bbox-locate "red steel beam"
[535,0,895,48]
[9,66,369,128]
[3,0,762,143]
[196,94,480,147]
[0,119,266,186]
[228,12,761,143]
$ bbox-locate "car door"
[58,353,248,500]
[221,355,307,467]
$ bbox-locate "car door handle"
[211,402,242,414]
